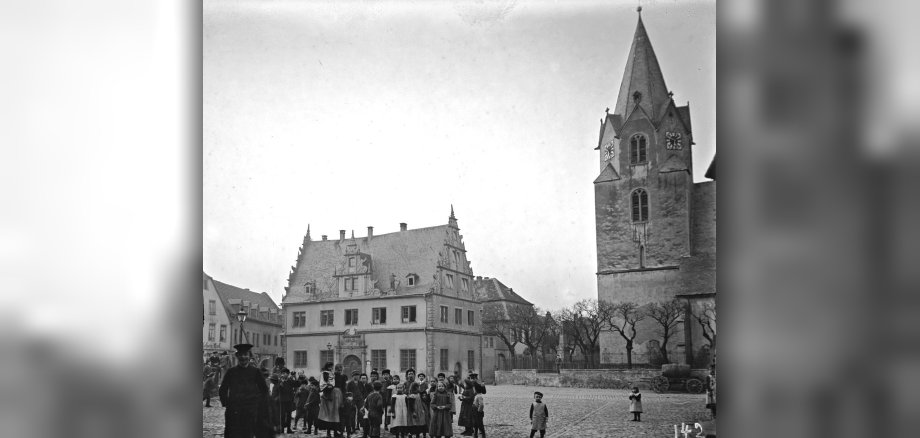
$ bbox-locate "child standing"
[343,392,357,437]
[472,383,485,438]
[628,387,643,422]
[529,391,548,438]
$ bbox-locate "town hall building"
[593,10,716,367]
[281,209,482,378]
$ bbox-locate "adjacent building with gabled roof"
[473,276,534,382]
[593,9,716,367]
[204,272,283,368]
[282,209,482,378]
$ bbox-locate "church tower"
[594,9,704,365]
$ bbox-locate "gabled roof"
[658,154,690,174]
[285,222,465,303]
[614,14,669,122]
[211,279,281,324]
[593,162,621,183]
[595,114,625,150]
[472,277,532,305]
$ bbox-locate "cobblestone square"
[204,385,713,438]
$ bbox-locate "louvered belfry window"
[630,134,647,164]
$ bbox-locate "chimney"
[367,226,374,239]
[399,223,407,231]
[321,235,327,241]
[339,230,346,241]
[476,276,482,281]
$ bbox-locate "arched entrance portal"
[343,355,362,377]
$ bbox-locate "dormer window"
[407,276,415,286]
[630,134,648,164]
[348,257,355,268]
[405,273,419,287]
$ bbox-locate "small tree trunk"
[626,341,633,369]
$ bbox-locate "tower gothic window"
[631,188,648,222]
[630,134,647,164]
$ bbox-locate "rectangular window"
[372,307,387,325]
[445,274,454,288]
[401,306,416,323]
[292,311,306,327]
[208,300,216,315]
[345,309,358,325]
[440,349,449,371]
[468,310,475,326]
[208,323,215,341]
[371,349,387,370]
[440,306,449,323]
[219,325,227,342]
[455,308,462,325]
[400,349,416,372]
[275,335,278,346]
[320,350,334,366]
[294,351,307,368]
[321,310,334,326]
[344,278,352,291]
[348,257,355,267]
[452,251,459,265]
[461,278,469,292]
[468,350,475,371]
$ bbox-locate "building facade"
[209,275,284,368]
[282,210,482,378]
[203,272,233,360]
[593,11,716,366]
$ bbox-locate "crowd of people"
[213,343,490,438]
[211,343,717,438]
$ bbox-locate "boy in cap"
[529,391,548,438]
[218,344,272,438]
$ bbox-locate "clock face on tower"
[602,140,616,161]
[666,132,683,150]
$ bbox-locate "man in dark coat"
[219,343,274,438]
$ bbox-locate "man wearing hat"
[219,344,272,438]
[468,371,486,395]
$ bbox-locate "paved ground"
[204,385,714,438]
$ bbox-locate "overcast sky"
[203,0,716,311]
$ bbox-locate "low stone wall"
[494,368,708,389]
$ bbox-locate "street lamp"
[236,308,248,366]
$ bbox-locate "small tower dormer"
[334,231,374,297]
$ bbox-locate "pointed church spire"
[450,204,456,219]
[306,224,311,238]
[613,8,669,120]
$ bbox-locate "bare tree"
[604,301,646,368]
[691,301,716,349]
[482,303,522,364]
[646,299,684,364]
[555,299,613,368]
[514,307,558,368]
